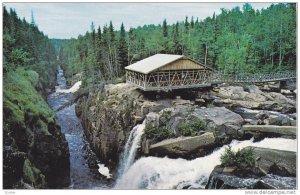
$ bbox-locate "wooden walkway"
[216,70,296,83]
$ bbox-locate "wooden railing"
[215,70,296,83]
[126,70,296,91]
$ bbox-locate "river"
[47,66,110,189]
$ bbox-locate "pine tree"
[172,22,181,54]
[95,26,104,80]
[90,22,96,47]
[117,23,128,74]
[191,16,195,28]
[108,21,117,76]
[30,10,35,26]
[162,19,169,53]
[162,19,168,37]
[184,16,189,33]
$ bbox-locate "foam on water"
[115,138,296,189]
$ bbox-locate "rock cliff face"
[76,83,170,170]
[3,70,70,189]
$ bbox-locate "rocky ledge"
[75,83,170,171]
[206,147,296,189]
[148,132,216,159]
[76,82,296,173]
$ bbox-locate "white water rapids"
[115,137,296,189]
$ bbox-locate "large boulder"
[233,108,295,126]
[211,86,296,113]
[149,132,215,159]
[206,147,296,189]
[244,146,296,177]
[242,125,296,139]
[145,112,160,127]
[261,92,296,113]
[244,85,263,94]
[206,166,296,189]
[190,107,244,140]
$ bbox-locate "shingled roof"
[125,54,184,74]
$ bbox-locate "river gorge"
[44,66,297,189]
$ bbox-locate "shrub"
[220,146,256,168]
[178,118,207,136]
[160,110,172,121]
[144,125,175,143]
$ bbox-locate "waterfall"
[115,138,296,189]
[118,121,146,177]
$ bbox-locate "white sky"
[4,2,273,39]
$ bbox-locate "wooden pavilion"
[125,54,218,91]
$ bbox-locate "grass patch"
[220,146,256,168]
[177,118,207,136]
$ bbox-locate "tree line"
[3,6,57,89]
[59,3,296,87]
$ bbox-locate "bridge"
[125,54,296,92]
[214,70,296,84]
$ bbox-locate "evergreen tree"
[162,19,169,53]
[117,23,128,72]
[172,22,181,54]
[191,16,195,28]
[162,19,168,37]
[30,10,35,26]
[90,22,96,47]
[184,16,189,32]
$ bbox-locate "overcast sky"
[4,2,273,39]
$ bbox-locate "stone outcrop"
[190,107,244,142]
[206,147,296,189]
[234,108,296,126]
[206,166,296,189]
[246,147,296,177]
[242,125,296,139]
[76,83,170,170]
[211,86,296,113]
[76,82,296,170]
[148,132,216,159]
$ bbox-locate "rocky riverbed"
[75,82,296,189]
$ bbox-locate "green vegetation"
[3,7,57,91]
[160,110,172,121]
[3,7,57,130]
[178,118,207,136]
[4,68,56,136]
[59,3,296,88]
[220,146,256,168]
[144,125,175,143]
[23,159,46,188]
